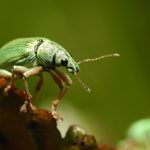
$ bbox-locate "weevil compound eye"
[61,58,68,66]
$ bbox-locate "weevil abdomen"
[0,38,39,69]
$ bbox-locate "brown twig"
[0,79,115,150]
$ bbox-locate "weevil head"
[36,38,80,74]
[54,48,80,75]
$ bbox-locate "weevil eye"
[61,58,68,66]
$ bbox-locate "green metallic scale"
[0,37,79,119]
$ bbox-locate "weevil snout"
[55,50,80,74]
[67,66,79,74]
[67,60,80,75]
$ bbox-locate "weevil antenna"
[78,53,120,64]
[74,74,91,93]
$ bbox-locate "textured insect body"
[0,37,79,74]
[0,37,119,120]
[0,37,81,119]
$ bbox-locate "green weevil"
[0,37,119,119]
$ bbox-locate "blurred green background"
[0,0,149,144]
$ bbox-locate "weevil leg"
[10,66,43,111]
[7,65,43,98]
[9,66,30,89]
[54,69,72,100]
[55,69,72,87]
[0,69,12,79]
[7,66,30,94]
[49,69,72,120]
[0,69,12,89]
[0,69,18,93]
[23,66,43,98]
[33,73,44,101]
[49,70,64,119]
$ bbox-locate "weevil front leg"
[49,69,72,120]
[54,69,72,99]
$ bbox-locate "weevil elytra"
[0,37,119,119]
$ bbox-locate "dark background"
[0,0,149,144]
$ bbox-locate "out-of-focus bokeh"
[0,0,149,144]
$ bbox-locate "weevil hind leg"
[49,69,72,120]
[32,73,44,102]
[0,69,12,90]
[8,66,30,96]
[22,76,32,99]
[0,69,12,79]
[0,69,17,93]
[6,66,43,111]
[23,66,43,99]
[12,66,43,111]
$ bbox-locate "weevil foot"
[51,100,63,121]
[20,101,37,112]
[20,101,28,112]
[29,102,37,110]
[51,110,63,121]
[3,76,17,95]
[3,85,13,95]
[51,99,60,109]
[27,94,32,100]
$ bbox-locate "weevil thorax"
[36,38,79,74]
